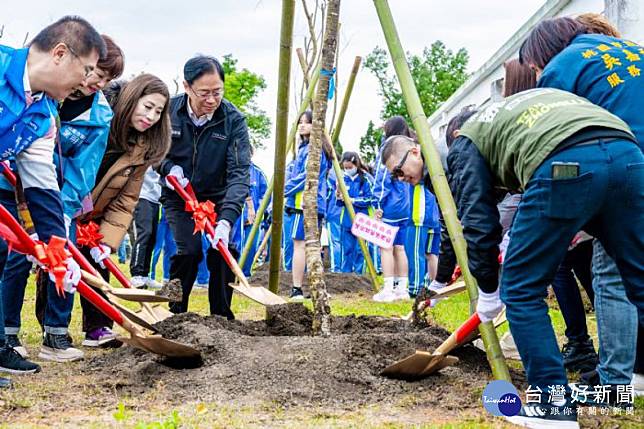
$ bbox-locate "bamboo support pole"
[373,0,511,382]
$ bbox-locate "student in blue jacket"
[231,146,269,276]
[404,183,440,297]
[0,35,122,364]
[336,152,374,273]
[284,110,331,300]
[281,160,295,272]
[521,15,644,401]
[0,16,105,386]
[372,116,411,302]
[325,168,343,272]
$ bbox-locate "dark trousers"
[164,197,236,319]
[78,246,113,332]
[551,240,594,343]
[130,199,160,277]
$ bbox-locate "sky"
[1,0,547,173]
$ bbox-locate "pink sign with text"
[351,213,398,249]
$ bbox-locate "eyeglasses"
[65,44,94,78]
[190,85,224,100]
[392,149,412,178]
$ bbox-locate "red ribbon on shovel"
[76,221,104,248]
[186,199,217,235]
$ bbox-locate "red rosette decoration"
[186,200,218,235]
[76,221,104,248]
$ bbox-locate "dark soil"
[156,278,183,302]
[250,264,374,295]
[87,304,514,409]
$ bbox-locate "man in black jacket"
[158,55,250,318]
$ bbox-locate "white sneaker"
[373,285,396,302]
[145,278,162,289]
[393,285,410,300]
[38,333,84,362]
[130,276,147,289]
[632,373,644,397]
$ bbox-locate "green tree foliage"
[360,41,469,162]
[222,55,271,149]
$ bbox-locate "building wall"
[427,0,620,149]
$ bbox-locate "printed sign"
[351,212,398,249]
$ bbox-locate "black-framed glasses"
[392,149,412,178]
[65,44,94,78]
[190,85,224,100]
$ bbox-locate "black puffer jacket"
[158,94,251,226]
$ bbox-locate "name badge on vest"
[211,132,227,140]
[171,128,182,138]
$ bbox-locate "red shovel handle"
[102,257,132,288]
[67,240,99,276]
[76,280,124,325]
[455,312,481,344]
[0,203,36,255]
[166,176,194,205]
[1,163,17,187]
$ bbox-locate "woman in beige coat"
[79,74,171,346]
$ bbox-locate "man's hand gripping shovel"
[166,176,286,306]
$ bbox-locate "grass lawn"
[0,259,642,428]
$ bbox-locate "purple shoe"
[82,327,122,348]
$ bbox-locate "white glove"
[90,243,111,268]
[64,215,72,237]
[165,165,188,190]
[208,220,231,250]
[499,231,511,263]
[476,288,504,323]
[26,233,43,267]
[428,280,447,308]
[49,257,80,293]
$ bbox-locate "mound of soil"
[87,304,507,409]
[250,264,374,295]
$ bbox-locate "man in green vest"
[381,88,644,428]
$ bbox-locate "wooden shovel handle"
[435,312,481,355]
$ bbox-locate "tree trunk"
[268,0,296,295]
[304,0,340,336]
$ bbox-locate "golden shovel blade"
[107,288,173,303]
[229,282,287,306]
[381,351,459,380]
[119,333,201,359]
[111,301,158,332]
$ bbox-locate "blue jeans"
[592,240,637,385]
[501,139,644,392]
[0,190,74,335]
[551,240,594,343]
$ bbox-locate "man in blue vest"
[0,16,105,388]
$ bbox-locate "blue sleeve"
[447,136,501,293]
[284,152,308,197]
[372,162,390,210]
[59,126,109,218]
[352,174,374,209]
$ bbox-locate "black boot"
[562,338,598,374]
[0,345,41,374]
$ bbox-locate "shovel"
[0,204,200,359]
[65,239,171,303]
[382,312,482,380]
[167,176,286,306]
[68,233,174,324]
[401,280,467,321]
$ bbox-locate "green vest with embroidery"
[459,88,633,191]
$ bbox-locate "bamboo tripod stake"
[372,0,511,382]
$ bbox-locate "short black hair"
[446,108,478,148]
[381,135,416,165]
[30,15,106,58]
[184,55,225,84]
